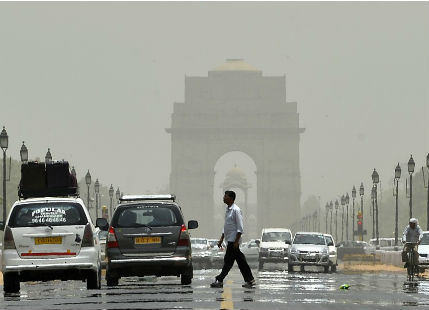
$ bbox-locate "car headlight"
[329,251,336,255]
[321,248,328,255]
[290,248,298,254]
[260,247,268,253]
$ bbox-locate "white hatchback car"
[418,231,429,270]
[1,197,107,293]
[323,234,337,272]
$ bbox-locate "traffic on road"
[1,161,429,309]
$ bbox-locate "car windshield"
[262,232,291,242]
[114,205,181,228]
[420,234,429,245]
[8,202,87,227]
[294,234,326,245]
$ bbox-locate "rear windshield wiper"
[41,222,53,230]
[133,224,153,230]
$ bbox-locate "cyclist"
[401,218,423,268]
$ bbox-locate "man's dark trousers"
[216,242,254,282]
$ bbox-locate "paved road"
[1,265,429,309]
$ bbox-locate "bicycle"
[405,242,419,282]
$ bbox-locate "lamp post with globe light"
[394,163,401,247]
[109,184,114,220]
[94,179,100,219]
[372,169,380,245]
[359,183,364,241]
[407,155,415,218]
[0,126,8,223]
[85,170,91,209]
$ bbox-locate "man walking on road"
[210,191,255,288]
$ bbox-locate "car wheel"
[331,264,337,272]
[288,264,293,272]
[181,265,193,285]
[324,265,330,273]
[181,273,192,285]
[106,271,119,286]
[3,273,20,293]
[87,268,101,289]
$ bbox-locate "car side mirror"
[188,220,198,229]
[255,239,260,246]
[328,242,334,246]
[0,221,4,231]
[96,218,109,231]
[285,240,291,245]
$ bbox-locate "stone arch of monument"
[166,59,305,237]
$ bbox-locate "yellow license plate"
[135,236,161,244]
[35,236,63,245]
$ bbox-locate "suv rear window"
[113,204,183,228]
[8,202,88,227]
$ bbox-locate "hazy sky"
[0,2,428,207]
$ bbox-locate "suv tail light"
[4,226,16,250]
[107,226,119,248]
[81,223,94,247]
[177,224,190,246]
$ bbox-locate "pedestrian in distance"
[210,191,255,289]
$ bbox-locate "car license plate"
[35,236,62,245]
[135,236,161,244]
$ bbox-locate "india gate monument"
[167,59,305,238]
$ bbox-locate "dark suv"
[104,195,198,285]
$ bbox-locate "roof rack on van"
[119,194,176,203]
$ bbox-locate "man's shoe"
[210,279,223,288]
[242,279,256,288]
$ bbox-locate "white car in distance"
[258,228,292,269]
[418,231,429,271]
[324,234,337,272]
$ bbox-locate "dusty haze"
[0,2,428,210]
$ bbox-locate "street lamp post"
[341,195,345,242]
[359,183,364,241]
[371,186,375,240]
[394,163,401,247]
[45,148,52,163]
[330,201,333,236]
[0,126,8,223]
[408,155,415,218]
[94,179,100,219]
[335,200,339,242]
[109,184,114,220]
[426,154,429,230]
[325,203,329,233]
[85,170,91,210]
[352,186,356,241]
[116,188,120,205]
[345,193,350,241]
[372,169,380,245]
[20,142,28,162]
